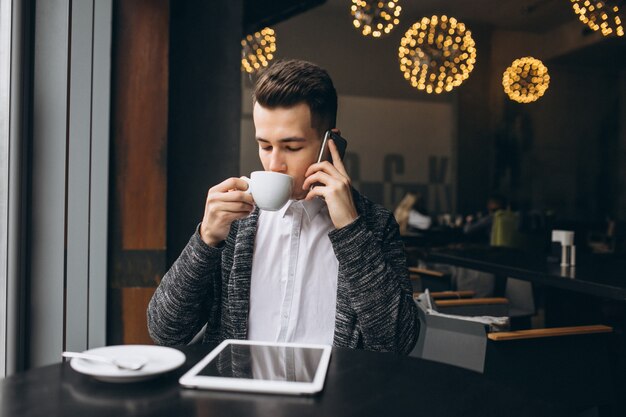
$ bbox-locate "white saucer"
[69,345,186,383]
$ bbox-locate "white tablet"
[179,340,332,395]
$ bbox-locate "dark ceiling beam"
[243,0,326,35]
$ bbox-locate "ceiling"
[243,0,326,34]
[325,0,577,33]
[322,0,626,66]
[550,35,626,68]
[243,0,626,66]
[243,0,587,34]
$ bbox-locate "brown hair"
[253,59,337,135]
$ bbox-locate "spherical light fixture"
[398,16,477,94]
[351,0,402,38]
[241,28,276,73]
[570,0,624,37]
[502,57,550,104]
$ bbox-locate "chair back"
[411,296,490,372]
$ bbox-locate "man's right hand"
[200,177,255,247]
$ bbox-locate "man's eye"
[261,146,272,151]
[286,147,303,151]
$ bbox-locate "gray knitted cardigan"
[147,189,419,354]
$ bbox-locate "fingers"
[201,177,257,246]
[304,140,349,180]
[200,199,251,246]
[304,160,337,178]
[302,170,334,191]
[304,172,359,229]
[204,196,254,224]
[207,177,254,206]
[210,177,249,193]
[302,171,351,199]
[213,189,254,204]
[327,139,349,177]
[207,188,254,208]
[206,189,254,209]
[304,160,351,189]
[203,184,254,243]
[304,185,324,201]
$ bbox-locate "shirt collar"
[279,197,326,222]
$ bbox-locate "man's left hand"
[302,138,358,229]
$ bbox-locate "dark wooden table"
[401,227,466,248]
[0,344,576,417]
[423,245,626,300]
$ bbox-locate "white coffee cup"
[242,171,293,211]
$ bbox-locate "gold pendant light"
[502,57,550,103]
[351,0,402,38]
[241,28,277,74]
[570,0,624,37]
[398,16,477,94]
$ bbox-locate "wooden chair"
[413,289,509,317]
[409,266,452,292]
[435,297,510,317]
[412,295,612,369]
[410,265,533,327]
[413,290,476,300]
[484,326,615,415]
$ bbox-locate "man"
[148,59,418,354]
[463,194,506,240]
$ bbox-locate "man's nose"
[268,151,287,172]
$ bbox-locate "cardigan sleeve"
[328,213,419,354]
[147,228,223,346]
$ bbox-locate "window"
[0,0,25,378]
[1,0,112,374]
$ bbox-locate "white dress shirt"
[248,198,338,345]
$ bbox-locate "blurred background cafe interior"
[1,0,626,413]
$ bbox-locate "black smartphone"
[316,130,348,164]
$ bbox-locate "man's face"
[253,102,322,200]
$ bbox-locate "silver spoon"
[62,351,148,371]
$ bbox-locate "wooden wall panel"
[110,0,243,344]
[113,0,169,251]
[120,288,156,345]
[109,0,169,345]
